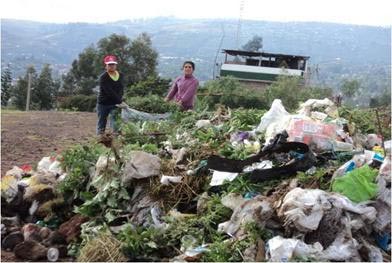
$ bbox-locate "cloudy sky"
[1,0,391,26]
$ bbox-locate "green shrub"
[339,106,391,139]
[125,76,171,97]
[125,95,178,113]
[265,76,334,112]
[59,95,96,112]
[200,77,268,110]
[58,143,106,200]
[265,75,303,111]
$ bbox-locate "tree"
[33,64,56,110]
[61,71,77,96]
[242,35,263,52]
[369,86,391,108]
[62,33,159,95]
[97,32,158,84]
[201,76,267,109]
[96,34,134,85]
[340,79,360,98]
[12,66,37,110]
[266,75,303,111]
[125,76,170,97]
[1,66,12,106]
[62,46,100,95]
[128,33,158,84]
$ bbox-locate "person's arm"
[98,73,108,98]
[166,78,179,101]
[179,79,198,103]
[119,73,124,102]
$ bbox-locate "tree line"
[1,32,159,110]
[1,33,390,111]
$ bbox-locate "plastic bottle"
[47,247,59,262]
[180,235,197,252]
[333,141,354,152]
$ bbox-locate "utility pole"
[25,73,32,111]
[236,0,245,49]
[213,24,225,79]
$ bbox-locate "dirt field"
[1,110,97,176]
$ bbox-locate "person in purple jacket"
[165,61,199,110]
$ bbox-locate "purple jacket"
[166,75,199,110]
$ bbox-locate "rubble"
[1,98,390,262]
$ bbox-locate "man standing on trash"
[96,55,124,135]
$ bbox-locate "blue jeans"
[96,104,118,134]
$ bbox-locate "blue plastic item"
[375,232,390,251]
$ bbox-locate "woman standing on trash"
[96,55,124,135]
[165,61,199,111]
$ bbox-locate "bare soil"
[1,110,97,176]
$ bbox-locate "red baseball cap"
[103,55,118,65]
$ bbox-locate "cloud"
[1,0,390,26]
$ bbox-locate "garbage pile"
[1,99,391,262]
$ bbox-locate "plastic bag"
[5,166,24,179]
[333,153,367,179]
[160,175,182,185]
[297,98,338,118]
[266,236,323,262]
[287,118,338,151]
[278,188,331,232]
[254,99,290,133]
[379,154,391,180]
[1,175,19,203]
[219,195,273,236]
[121,106,170,122]
[321,232,360,261]
[329,194,377,223]
[209,170,238,186]
[37,156,53,171]
[332,165,378,203]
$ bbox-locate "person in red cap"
[96,55,124,134]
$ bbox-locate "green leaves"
[200,77,268,110]
[125,95,177,113]
[125,76,170,97]
[339,106,391,138]
[228,108,265,130]
[118,226,167,259]
[1,66,12,107]
[75,176,130,218]
[63,32,158,96]
[58,144,105,199]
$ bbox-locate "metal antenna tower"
[236,0,245,49]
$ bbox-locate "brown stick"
[374,108,385,153]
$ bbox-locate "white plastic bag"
[254,99,290,133]
[266,236,323,262]
[160,175,182,185]
[278,188,331,232]
[297,98,338,118]
[210,170,238,186]
[321,232,360,261]
[5,166,24,180]
[37,157,52,171]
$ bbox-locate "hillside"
[1,18,390,92]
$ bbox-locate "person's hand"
[175,100,182,106]
[164,97,169,102]
[116,102,129,109]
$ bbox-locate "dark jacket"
[97,71,124,105]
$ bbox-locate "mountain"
[1,17,390,92]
